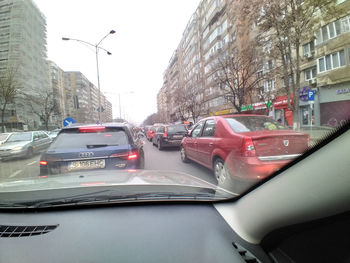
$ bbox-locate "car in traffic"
[180,115,309,189]
[39,123,145,176]
[0,132,12,146]
[152,124,188,150]
[0,131,52,160]
[146,124,162,141]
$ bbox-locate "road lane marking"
[9,170,22,178]
[26,160,37,166]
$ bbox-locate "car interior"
[0,123,349,263]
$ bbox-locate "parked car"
[0,131,52,160]
[152,124,188,150]
[0,132,12,146]
[39,123,145,176]
[180,115,309,189]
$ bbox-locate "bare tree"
[184,85,203,123]
[252,0,337,129]
[214,43,265,113]
[0,68,19,132]
[28,91,60,131]
[172,87,188,122]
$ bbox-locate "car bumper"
[0,149,27,160]
[161,139,182,147]
[226,156,292,180]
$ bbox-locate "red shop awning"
[273,94,294,109]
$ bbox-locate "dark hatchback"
[152,124,188,150]
[39,123,144,176]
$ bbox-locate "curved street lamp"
[62,30,116,123]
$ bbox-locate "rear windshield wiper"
[86,144,119,148]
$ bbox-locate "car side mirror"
[34,137,39,141]
[186,131,191,137]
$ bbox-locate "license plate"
[173,135,183,139]
[68,159,106,171]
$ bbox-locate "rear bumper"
[161,139,182,147]
[225,156,293,180]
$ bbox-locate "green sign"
[265,101,272,108]
[241,104,253,111]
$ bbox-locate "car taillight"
[242,137,256,157]
[40,161,48,166]
[110,151,139,160]
[163,127,167,138]
[79,126,106,133]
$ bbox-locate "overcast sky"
[33,0,200,124]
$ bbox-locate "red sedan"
[180,115,309,190]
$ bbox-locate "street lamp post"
[62,30,115,123]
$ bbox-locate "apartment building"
[0,0,49,130]
[300,0,350,127]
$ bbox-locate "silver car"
[0,133,12,146]
[0,131,52,160]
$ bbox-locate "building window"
[318,50,345,73]
[304,67,317,81]
[264,79,275,92]
[303,41,315,56]
[73,95,79,109]
[341,15,350,32]
[316,20,342,45]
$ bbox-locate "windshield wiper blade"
[28,191,229,208]
[86,144,119,148]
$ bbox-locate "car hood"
[0,141,30,150]
[0,170,237,204]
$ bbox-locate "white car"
[0,132,12,146]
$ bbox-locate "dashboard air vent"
[232,242,261,263]
[0,224,58,237]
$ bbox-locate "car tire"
[214,158,234,190]
[27,147,34,158]
[157,140,163,150]
[180,146,190,163]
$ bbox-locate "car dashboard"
[0,203,271,263]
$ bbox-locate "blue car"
[39,123,145,176]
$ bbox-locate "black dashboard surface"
[0,203,270,263]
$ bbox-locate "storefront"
[319,83,350,127]
[240,102,270,115]
[273,95,294,127]
[299,86,320,126]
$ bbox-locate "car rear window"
[49,129,130,149]
[225,116,289,133]
[167,125,187,133]
[6,132,32,142]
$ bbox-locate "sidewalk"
[299,126,334,147]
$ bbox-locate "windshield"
[0,0,349,207]
[167,125,187,133]
[226,116,288,132]
[6,133,32,142]
[0,134,9,141]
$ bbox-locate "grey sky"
[33,0,200,124]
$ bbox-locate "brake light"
[109,151,139,160]
[40,161,48,166]
[242,137,256,157]
[307,135,310,143]
[79,126,106,133]
[163,127,167,138]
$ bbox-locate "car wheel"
[27,147,34,158]
[157,140,163,150]
[180,146,190,163]
[214,158,233,189]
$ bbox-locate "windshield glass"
[0,134,9,141]
[0,0,349,207]
[226,116,288,132]
[167,125,187,133]
[51,130,129,149]
[6,133,32,142]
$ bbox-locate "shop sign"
[299,87,310,101]
[336,88,350,95]
[241,104,253,111]
[215,109,233,115]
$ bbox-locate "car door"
[40,131,51,149]
[196,119,217,167]
[32,132,41,153]
[185,122,204,161]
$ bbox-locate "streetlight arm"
[62,37,96,48]
[97,30,116,46]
